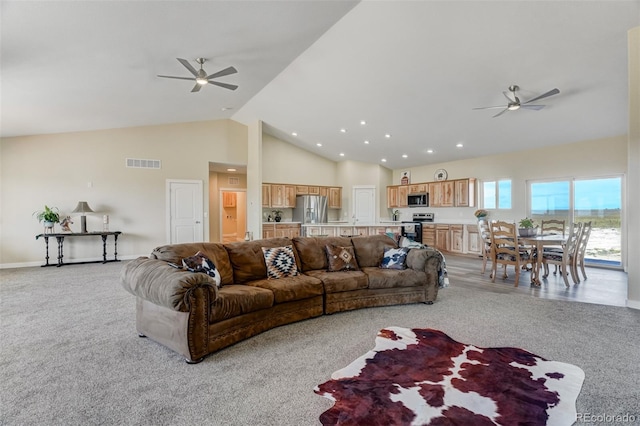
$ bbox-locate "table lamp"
[72,201,94,233]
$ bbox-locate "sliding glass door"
[529,176,622,266]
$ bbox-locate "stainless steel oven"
[401,213,435,243]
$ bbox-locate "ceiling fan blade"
[191,83,202,93]
[503,91,515,102]
[521,104,546,111]
[157,75,196,81]
[492,108,509,118]
[206,66,238,80]
[473,105,507,110]
[523,88,560,104]
[208,81,238,91]
[177,58,199,77]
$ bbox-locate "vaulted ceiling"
[2,1,639,169]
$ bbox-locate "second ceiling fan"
[158,58,238,93]
[474,85,560,118]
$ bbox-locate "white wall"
[0,119,247,266]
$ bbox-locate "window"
[528,176,622,266]
[483,179,512,210]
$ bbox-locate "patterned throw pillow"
[380,247,410,270]
[326,244,360,272]
[262,245,299,279]
[181,251,222,288]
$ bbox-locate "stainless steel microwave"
[407,193,428,207]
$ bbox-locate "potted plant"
[272,210,283,222]
[518,217,537,237]
[392,210,400,221]
[474,209,488,220]
[34,205,60,232]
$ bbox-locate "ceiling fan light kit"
[157,57,238,93]
[474,84,560,118]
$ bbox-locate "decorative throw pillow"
[326,244,360,272]
[262,245,299,279]
[380,247,410,270]
[181,251,222,288]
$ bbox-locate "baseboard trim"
[627,299,640,310]
[0,254,144,269]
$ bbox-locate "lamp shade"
[72,201,94,214]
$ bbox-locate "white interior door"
[353,186,376,225]
[167,180,203,243]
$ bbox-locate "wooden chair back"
[489,220,528,287]
[575,221,593,281]
[541,219,566,237]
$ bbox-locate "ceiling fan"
[157,58,238,93]
[473,85,560,118]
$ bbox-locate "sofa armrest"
[120,257,218,312]
[406,247,442,273]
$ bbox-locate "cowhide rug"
[315,327,584,426]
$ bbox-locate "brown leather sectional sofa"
[120,234,443,363]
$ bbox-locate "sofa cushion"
[380,247,410,270]
[326,244,360,272]
[210,285,274,323]
[225,238,299,284]
[351,235,398,268]
[151,243,233,286]
[292,236,353,272]
[181,251,222,288]
[247,274,324,304]
[262,245,299,279]
[305,270,368,293]
[361,266,426,289]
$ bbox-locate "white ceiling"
[2,1,639,170]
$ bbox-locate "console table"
[35,231,122,267]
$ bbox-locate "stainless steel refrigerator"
[293,195,328,224]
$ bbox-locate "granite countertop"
[262,221,302,225]
[300,223,402,227]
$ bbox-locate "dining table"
[519,234,567,286]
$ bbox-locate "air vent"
[126,158,161,169]
[228,177,240,185]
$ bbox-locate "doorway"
[353,186,376,225]
[166,179,204,244]
[220,190,247,243]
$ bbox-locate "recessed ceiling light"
[360,120,366,125]
[227,168,236,172]
[427,149,434,154]
[456,143,463,148]
[385,134,391,138]
[402,154,408,158]
[339,153,345,157]
[291,132,298,136]
[340,128,347,133]
[381,158,387,162]
[364,140,370,144]
[316,143,323,147]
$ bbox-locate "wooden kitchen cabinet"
[308,186,320,195]
[328,187,342,209]
[441,181,455,207]
[319,187,328,197]
[270,184,285,207]
[455,178,476,207]
[465,224,481,254]
[436,224,451,252]
[409,184,426,193]
[387,186,399,208]
[275,223,300,238]
[284,185,296,207]
[449,225,464,253]
[262,184,271,208]
[422,224,436,247]
[222,192,236,208]
[428,182,441,207]
[397,185,409,208]
[295,185,308,195]
[262,224,276,239]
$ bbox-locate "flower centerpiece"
[474,209,488,220]
[518,217,538,237]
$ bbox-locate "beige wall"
[627,26,640,308]
[336,161,394,221]
[1,119,247,266]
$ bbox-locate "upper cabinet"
[263,182,342,209]
[261,185,271,208]
[270,184,296,208]
[328,187,342,209]
[390,177,476,209]
[223,192,237,208]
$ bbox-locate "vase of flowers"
[474,209,488,220]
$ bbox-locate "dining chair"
[489,221,531,287]
[477,219,492,274]
[541,222,582,287]
[540,219,566,274]
[574,221,592,281]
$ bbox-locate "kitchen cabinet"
[441,181,455,207]
[397,185,409,208]
[262,224,276,239]
[428,182,442,207]
[387,186,399,208]
[308,186,320,195]
[275,223,300,238]
[319,187,328,197]
[295,185,308,195]
[422,224,436,247]
[262,185,271,208]
[328,187,342,209]
[409,184,426,193]
[449,225,464,253]
[455,178,476,207]
[436,224,451,252]
[465,224,481,254]
[223,192,236,208]
[284,185,296,207]
[271,184,296,208]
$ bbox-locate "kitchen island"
[301,222,402,237]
